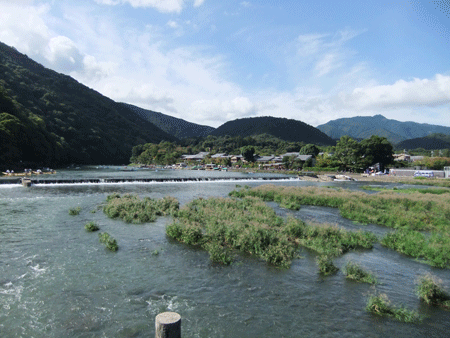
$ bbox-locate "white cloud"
[338,74,450,110]
[191,97,257,125]
[193,0,205,7]
[167,20,178,28]
[94,0,205,13]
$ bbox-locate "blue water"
[0,168,449,337]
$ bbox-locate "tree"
[299,144,319,156]
[241,145,255,162]
[333,136,361,171]
[359,135,393,170]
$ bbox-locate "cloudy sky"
[1,0,449,128]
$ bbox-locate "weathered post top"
[155,312,181,338]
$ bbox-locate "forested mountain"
[395,133,450,150]
[0,41,176,167]
[317,115,450,144]
[122,103,215,139]
[210,116,335,145]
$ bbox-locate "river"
[0,167,449,337]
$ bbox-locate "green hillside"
[0,41,176,167]
[210,116,335,146]
[395,133,450,150]
[317,115,450,144]
[122,103,215,139]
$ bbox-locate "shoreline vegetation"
[229,185,450,268]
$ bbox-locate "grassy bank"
[103,193,179,223]
[166,196,376,267]
[230,185,450,268]
[361,186,450,195]
[416,274,450,309]
[344,262,377,284]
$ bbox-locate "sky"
[1,0,449,128]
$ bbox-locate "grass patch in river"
[381,230,450,268]
[103,193,179,224]
[230,185,450,268]
[98,232,118,252]
[361,186,450,195]
[344,261,377,284]
[416,274,450,309]
[230,185,450,232]
[166,196,376,267]
[366,293,422,323]
[68,206,81,215]
[85,221,100,232]
[317,255,338,275]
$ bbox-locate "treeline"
[131,134,396,172]
[130,134,325,165]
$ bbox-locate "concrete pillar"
[155,312,181,338]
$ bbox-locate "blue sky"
[1,0,449,128]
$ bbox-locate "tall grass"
[416,274,450,309]
[366,293,421,323]
[85,221,100,232]
[166,196,377,267]
[344,262,377,284]
[230,184,450,269]
[103,193,179,223]
[68,206,81,215]
[317,255,338,275]
[98,232,118,252]
[381,230,450,268]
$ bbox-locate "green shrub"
[416,274,450,308]
[98,232,118,252]
[69,206,81,215]
[366,294,421,323]
[344,262,377,284]
[317,255,338,275]
[103,194,179,224]
[85,221,100,232]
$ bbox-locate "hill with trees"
[395,133,450,151]
[122,103,215,139]
[317,114,450,144]
[0,41,176,167]
[210,116,335,146]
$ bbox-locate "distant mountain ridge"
[0,41,176,166]
[122,103,215,139]
[395,133,450,150]
[317,115,450,144]
[210,116,335,145]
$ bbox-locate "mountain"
[0,41,176,166]
[122,103,215,139]
[317,115,450,144]
[210,116,335,145]
[395,133,450,150]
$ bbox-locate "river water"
[1,168,449,337]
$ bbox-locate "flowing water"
[1,168,449,337]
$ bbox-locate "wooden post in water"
[155,312,181,338]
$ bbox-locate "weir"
[0,176,295,185]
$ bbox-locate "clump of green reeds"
[85,221,100,232]
[366,293,421,323]
[317,255,338,275]
[344,261,377,284]
[98,232,118,251]
[167,196,376,267]
[285,217,377,257]
[103,193,179,224]
[230,184,450,269]
[416,274,450,309]
[381,230,450,268]
[68,206,81,215]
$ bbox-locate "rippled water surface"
[1,168,449,337]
